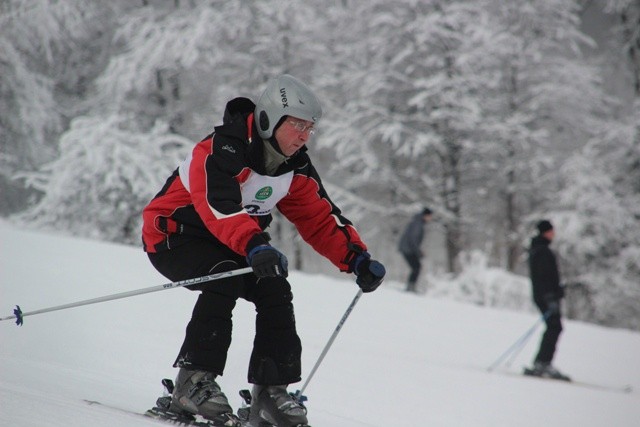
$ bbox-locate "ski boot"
[524,361,571,381]
[146,371,241,426]
[238,385,310,427]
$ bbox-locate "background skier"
[397,207,433,292]
[526,219,570,381]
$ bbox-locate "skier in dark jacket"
[397,208,433,292]
[526,219,570,381]
[142,74,386,427]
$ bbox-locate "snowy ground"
[1,222,639,427]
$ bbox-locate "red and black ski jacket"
[142,97,366,273]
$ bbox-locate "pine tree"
[0,1,118,213]
[16,116,191,244]
[475,0,607,272]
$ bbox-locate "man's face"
[543,229,555,241]
[273,116,315,157]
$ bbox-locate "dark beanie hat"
[537,220,553,233]
[422,207,433,215]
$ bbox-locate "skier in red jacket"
[142,74,385,427]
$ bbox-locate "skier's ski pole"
[486,310,551,372]
[0,267,254,326]
[295,289,363,400]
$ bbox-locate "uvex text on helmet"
[255,74,322,139]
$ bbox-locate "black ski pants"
[534,299,563,364]
[400,251,422,292]
[148,237,302,386]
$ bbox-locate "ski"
[488,367,633,395]
[83,399,240,426]
[85,379,312,427]
[569,380,633,394]
[146,404,240,426]
[520,368,633,394]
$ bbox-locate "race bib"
[241,171,293,216]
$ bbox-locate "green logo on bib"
[255,186,273,200]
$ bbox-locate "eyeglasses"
[287,119,316,135]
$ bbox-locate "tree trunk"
[505,142,519,272]
[620,8,640,96]
[504,67,521,272]
[441,132,463,274]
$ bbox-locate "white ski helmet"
[255,74,322,139]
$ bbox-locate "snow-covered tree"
[0,1,119,214]
[475,0,608,272]
[602,0,640,203]
[316,0,494,273]
[604,0,640,95]
[94,1,256,138]
[16,115,191,244]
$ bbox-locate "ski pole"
[502,313,550,368]
[486,310,551,372]
[295,289,363,401]
[0,267,254,326]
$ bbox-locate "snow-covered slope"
[1,222,639,427]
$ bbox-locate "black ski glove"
[546,300,560,316]
[352,251,386,293]
[543,293,560,316]
[247,245,288,278]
